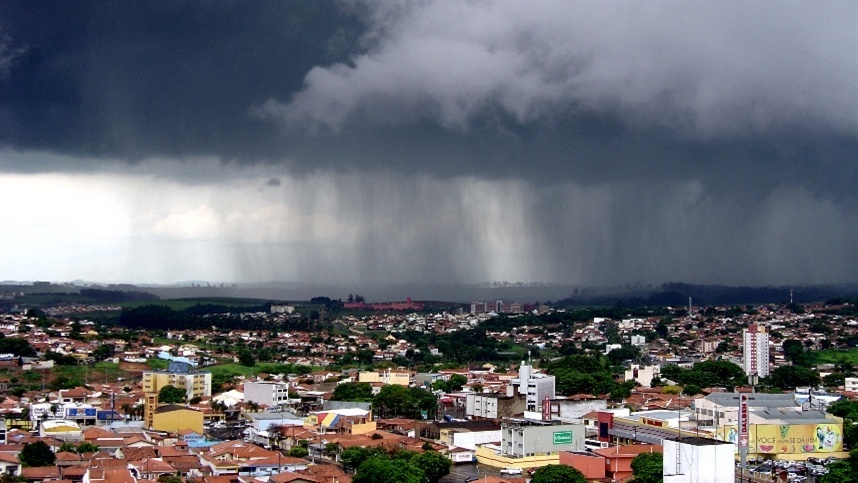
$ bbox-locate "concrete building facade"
[624,364,661,388]
[502,421,585,457]
[244,381,293,408]
[465,393,524,420]
[664,437,734,483]
[743,324,770,378]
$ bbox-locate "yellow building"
[142,369,211,400]
[151,404,204,434]
[357,369,411,386]
[39,419,83,442]
[304,408,376,435]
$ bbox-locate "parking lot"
[441,463,508,483]
[736,456,840,482]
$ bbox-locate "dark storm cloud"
[0,0,359,161]
[1,1,856,286]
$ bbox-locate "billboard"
[755,424,842,454]
[553,431,573,444]
[718,423,843,454]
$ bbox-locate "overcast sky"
[1,1,856,288]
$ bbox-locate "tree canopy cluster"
[19,441,56,467]
[630,452,663,483]
[659,360,747,391]
[825,400,858,449]
[545,355,635,400]
[529,464,586,483]
[346,447,451,483]
[332,382,438,419]
[118,304,316,332]
[331,382,375,402]
[432,374,467,393]
[0,334,36,357]
[373,385,438,420]
[157,385,187,404]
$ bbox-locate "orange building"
[592,444,663,482]
[559,452,606,480]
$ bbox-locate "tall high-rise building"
[743,324,770,378]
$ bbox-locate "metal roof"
[704,393,799,408]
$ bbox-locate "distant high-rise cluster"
[470,300,523,315]
[742,324,770,379]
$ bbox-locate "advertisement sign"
[553,431,573,444]
[718,423,843,454]
[641,417,666,428]
[755,424,842,454]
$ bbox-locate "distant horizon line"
[3,279,857,289]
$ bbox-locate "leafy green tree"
[606,345,641,365]
[49,374,83,390]
[0,335,37,357]
[288,446,308,458]
[819,448,858,483]
[683,384,702,396]
[332,382,374,402]
[340,446,386,471]
[157,384,187,404]
[655,319,670,338]
[76,442,99,454]
[92,343,116,362]
[356,349,375,366]
[353,456,424,483]
[767,365,820,390]
[630,451,663,483]
[410,387,439,419]
[19,441,56,467]
[447,374,467,391]
[692,360,746,388]
[57,442,76,454]
[782,339,804,364]
[157,476,183,483]
[530,464,586,483]
[827,401,858,448]
[432,374,468,393]
[238,349,256,367]
[410,450,451,483]
[823,373,846,387]
[324,442,340,458]
[69,321,83,340]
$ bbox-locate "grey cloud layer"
[264,2,856,138]
[0,1,856,286]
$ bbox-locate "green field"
[806,349,858,365]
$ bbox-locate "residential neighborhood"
[0,290,856,482]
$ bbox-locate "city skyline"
[1,1,856,286]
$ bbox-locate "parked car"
[500,468,523,475]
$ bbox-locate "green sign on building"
[553,431,573,444]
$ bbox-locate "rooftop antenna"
[790,289,794,305]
